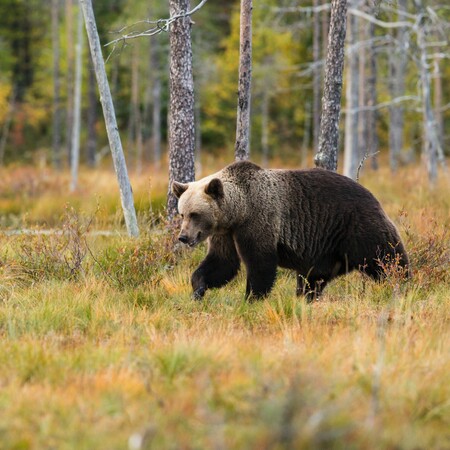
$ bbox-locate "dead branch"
[356,152,379,182]
[105,0,208,49]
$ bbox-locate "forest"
[0,0,449,449]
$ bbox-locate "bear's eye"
[189,212,200,220]
[180,213,184,219]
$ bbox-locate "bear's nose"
[178,235,189,244]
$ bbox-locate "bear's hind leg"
[191,234,240,299]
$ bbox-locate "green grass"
[0,163,449,449]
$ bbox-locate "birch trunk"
[195,93,202,176]
[312,0,321,151]
[167,0,196,221]
[416,14,437,183]
[52,0,62,170]
[65,0,74,165]
[358,18,367,162]
[433,58,444,149]
[261,89,269,166]
[151,41,162,169]
[343,6,359,180]
[70,6,83,192]
[86,54,97,167]
[367,21,379,170]
[80,0,139,237]
[0,88,16,165]
[301,100,311,168]
[130,45,143,174]
[388,0,408,172]
[321,0,329,58]
[314,0,348,171]
[235,0,252,161]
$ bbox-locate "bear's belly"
[277,243,311,271]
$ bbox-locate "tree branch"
[105,0,208,48]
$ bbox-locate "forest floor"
[0,161,449,449]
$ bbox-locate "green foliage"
[202,1,305,156]
[0,0,449,163]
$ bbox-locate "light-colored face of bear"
[172,178,224,247]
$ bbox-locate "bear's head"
[172,177,224,247]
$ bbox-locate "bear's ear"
[205,178,224,200]
[172,181,189,199]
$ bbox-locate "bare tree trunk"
[235,0,252,161]
[66,0,74,166]
[52,0,62,170]
[415,11,438,184]
[388,0,407,172]
[86,54,97,167]
[314,0,348,171]
[301,100,311,168]
[167,0,196,221]
[150,40,162,169]
[195,93,202,176]
[358,17,367,162]
[261,89,269,166]
[0,87,16,166]
[367,21,379,170]
[433,57,444,149]
[343,5,359,180]
[70,5,83,192]
[312,0,321,151]
[129,44,143,174]
[80,0,139,237]
[321,0,329,58]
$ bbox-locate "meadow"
[0,161,449,449]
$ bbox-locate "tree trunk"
[150,40,162,169]
[86,53,97,167]
[358,17,367,162]
[314,0,348,171]
[321,0,329,58]
[388,0,407,172]
[261,88,269,166]
[52,0,62,170]
[367,21,379,170]
[129,44,143,174]
[301,100,311,168]
[312,0,321,151]
[66,0,74,166]
[195,93,202,176]
[70,5,83,192]
[80,0,139,237]
[235,0,252,161]
[415,10,438,184]
[0,87,16,165]
[433,57,444,149]
[343,4,359,180]
[167,0,196,222]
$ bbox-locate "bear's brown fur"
[173,161,409,300]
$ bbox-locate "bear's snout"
[178,230,203,247]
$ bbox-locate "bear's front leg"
[234,234,278,299]
[245,259,277,299]
[191,234,240,299]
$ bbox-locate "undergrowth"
[0,164,448,450]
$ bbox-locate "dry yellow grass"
[0,161,449,449]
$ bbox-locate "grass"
[0,162,449,449]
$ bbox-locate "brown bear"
[172,161,409,301]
